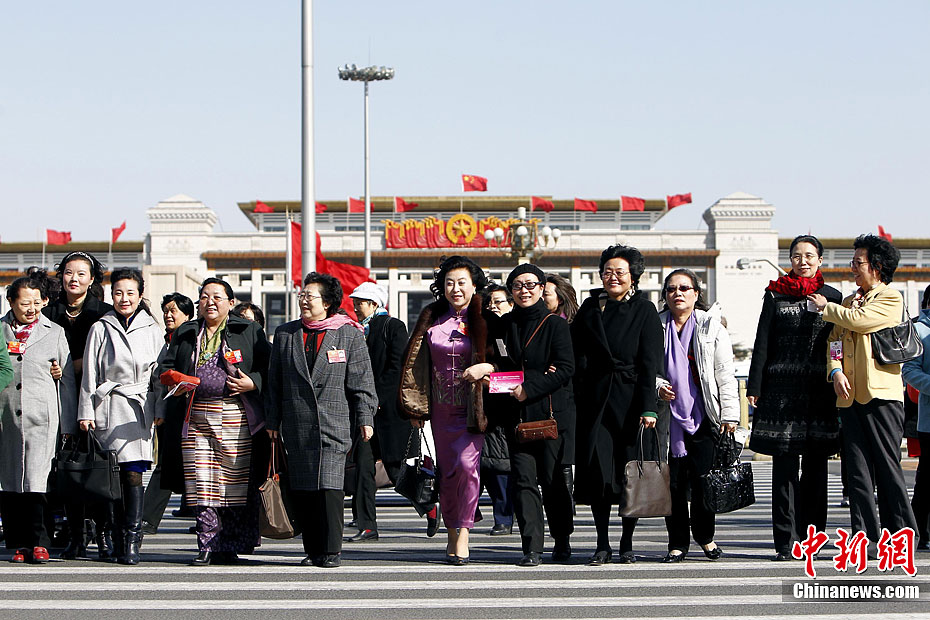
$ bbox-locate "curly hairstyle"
[56,251,106,302]
[853,234,899,284]
[302,272,343,317]
[161,292,195,321]
[233,301,266,329]
[598,244,646,286]
[111,267,153,316]
[24,266,59,302]
[545,273,579,323]
[661,268,710,312]
[788,234,825,257]
[6,272,46,304]
[428,255,490,310]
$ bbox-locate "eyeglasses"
[298,293,323,302]
[601,269,629,280]
[510,281,541,291]
[790,253,818,262]
[490,299,510,306]
[665,285,695,294]
[199,295,229,304]
[850,260,869,268]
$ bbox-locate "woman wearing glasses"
[471,264,576,566]
[747,235,842,560]
[571,245,663,565]
[808,234,919,547]
[657,269,739,562]
[159,277,270,566]
[264,273,377,568]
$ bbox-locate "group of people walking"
[0,232,925,568]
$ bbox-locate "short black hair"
[233,301,266,329]
[789,235,824,257]
[6,274,45,303]
[24,267,57,301]
[661,268,709,312]
[921,284,930,310]
[161,292,195,320]
[853,234,899,284]
[111,267,153,316]
[303,272,343,317]
[598,244,645,285]
[484,284,513,309]
[199,277,235,301]
[429,255,490,308]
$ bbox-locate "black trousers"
[0,492,50,550]
[351,439,378,531]
[479,469,513,527]
[510,439,574,554]
[665,418,717,552]
[291,489,344,556]
[912,432,930,543]
[841,399,918,541]
[770,450,828,553]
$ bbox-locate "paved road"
[1,462,927,620]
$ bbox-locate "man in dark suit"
[345,283,410,542]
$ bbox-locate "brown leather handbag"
[618,425,672,517]
[514,314,559,443]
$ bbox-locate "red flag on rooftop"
[621,196,645,212]
[574,198,597,213]
[348,197,368,213]
[531,196,554,213]
[461,174,488,192]
[111,221,126,244]
[254,200,274,213]
[315,202,328,214]
[394,197,418,213]
[289,222,374,320]
[666,193,692,209]
[878,225,892,242]
[46,229,71,245]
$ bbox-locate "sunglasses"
[665,284,695,294]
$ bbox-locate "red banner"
[621,196,645,212]
[46,229,72,245]
[383,213,539,249]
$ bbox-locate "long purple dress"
[427,308,485,530]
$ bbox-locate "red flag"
[46,229,72,245]
[254,200,274,213]
[574,198,597,213]
[348,197,368,213]
[394,196,418,213]
[315,202,328,214]
[666,193,692,209]
[621,196,645,212]
[531,196,554,213]
[289,222,374,321]
[111,221,126,244]
[878,225,892,242]
[461,174,488,192]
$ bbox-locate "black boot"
[562,466,576,516]
[109,500,125,563]
[120,485,145,565]
[94,502,114,561]
[60,503,88,560]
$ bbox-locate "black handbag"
[56,430,122,503]
[871,301,923,365]
[394,428,439,516]
[700,431,755,514]
[618,425,672,518]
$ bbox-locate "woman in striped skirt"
[158,277,270,566]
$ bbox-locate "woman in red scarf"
[746,235,842,561]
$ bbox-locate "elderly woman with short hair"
[265,273,377,568]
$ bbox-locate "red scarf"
[765,270,824,297]
[12,319,38,343]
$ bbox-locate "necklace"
[65,305,83,319]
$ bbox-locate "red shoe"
[30,547,50,563]
[10,549,26,563]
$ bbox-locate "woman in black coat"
[747,235,842,560]
[571,245,664,565]
[470,264,576,567]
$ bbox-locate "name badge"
[7,341,24,354]
[327,349,347,364]
[224,349,243,364]
[829,341,843,361]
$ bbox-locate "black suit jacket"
[366,314,409,463]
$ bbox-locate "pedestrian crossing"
[0,462,927,619]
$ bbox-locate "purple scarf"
[664,312,705,457]
[301,312,364,333]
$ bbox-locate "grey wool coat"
[0,313,77,493]
[264,320,377,492]
[77,311,164,464]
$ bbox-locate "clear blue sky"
[2,1,927,243]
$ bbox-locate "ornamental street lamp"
[338,63,395,270]
[484,206,561,264]
[736,257,787,275]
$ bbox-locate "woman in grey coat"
[78,269,163,565]
[0,275,73,564]
[265,272,377,568]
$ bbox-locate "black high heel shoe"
[662,551,687,563]
[701,543,722,560]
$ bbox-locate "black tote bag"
[57,431,122,503]
[394,428,439,516]
[700,431,755,514]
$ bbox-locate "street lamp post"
[338,64,395,270]
[736,257,787,275]
[484,206,561,264]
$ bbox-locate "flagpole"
[108,238,113,271]
[285,208,293,322]
[300,0,316,278]
[42,239,46,269]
